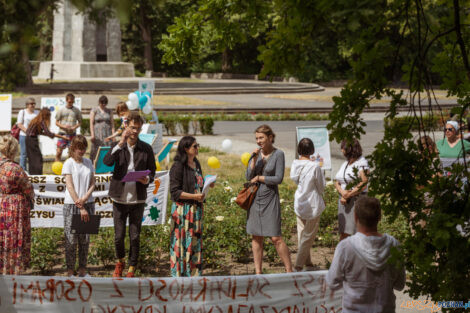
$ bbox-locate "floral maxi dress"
[0,157,35,275]
[170,168,204,277]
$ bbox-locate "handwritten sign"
[0,271,342,313]
[29,172,169,227]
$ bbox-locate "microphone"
[251,150,260,158]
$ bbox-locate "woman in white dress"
[334,139,369,241]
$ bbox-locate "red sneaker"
[113,262,124,278]
[126,271,135,278]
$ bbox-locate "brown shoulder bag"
[235,182,259,210]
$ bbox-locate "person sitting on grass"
[326,195,406,313]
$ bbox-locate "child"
[326,196,406,313]
[55,93,82,161]
[290,138,325,271]
[62,135,95,277]
[105,102,130,142]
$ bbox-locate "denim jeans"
[19,135,27,171]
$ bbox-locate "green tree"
[159,0,270,72]
[323,0,470,303]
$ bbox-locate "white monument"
[38,0,134,79]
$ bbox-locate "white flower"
[317,236,323,241]
[326,181,334,186]
[215,216,225,221]
[163,226,169,233]
[167,218,171,224]
[280,198,285,204]
[230,197,237,204]
[224,186,233,192]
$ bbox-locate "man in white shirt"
[103,112,156,278]
[326,196,406,313]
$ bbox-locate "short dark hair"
[66,93,75,100]
[355,196,381,228]
[99,95,108,104]
[341,139,362,161]
[297,138,315,156]
[127,111,144,125]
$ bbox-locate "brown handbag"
[235,182,259,210]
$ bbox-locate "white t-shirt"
[18,109,39,136]
[62,157,95,204]
[334,156,369,191]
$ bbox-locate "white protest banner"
[29,171,169,227]
[0,94,12,132]
[0,271,343,313]
[296,126,332,170]
[39,97,82,156]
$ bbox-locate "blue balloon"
[134,90,141,98]
[139,95,148,109]
[143,91,152,99]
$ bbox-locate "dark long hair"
[174,136,196,165]
[28,108,51,134]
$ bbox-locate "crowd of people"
[1,95,469,312]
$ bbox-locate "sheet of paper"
[121,170,151,182]
[202,175,217,196]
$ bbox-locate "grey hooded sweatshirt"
[326,232,406,313]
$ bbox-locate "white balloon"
[128,93,139,110]
[142,103,153,114]
[221,139,232,152]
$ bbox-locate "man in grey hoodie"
[326,196,406,313]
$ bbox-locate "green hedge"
[12,112,328,137]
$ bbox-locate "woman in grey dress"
[246,124,293,274]
[90,95,114,163]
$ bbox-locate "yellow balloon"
[241,152,251,167]
[207,156,221,169]
[155,160,161,171]
[52,161,63,175]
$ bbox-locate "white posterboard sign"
[40,97,81,156]
[139,80,155,95]
[0,94,12,131]
[296,126,332,170]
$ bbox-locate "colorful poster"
[0,271,342,313]
[29,171,169,227]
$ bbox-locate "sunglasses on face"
[28,103,36,105]
[191,144,200,149]
[444,128,455,132]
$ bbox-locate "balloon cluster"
[127,91,153,114]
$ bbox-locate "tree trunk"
[22,49,33,87]
[222,49,232,73]
[139,6,153,72]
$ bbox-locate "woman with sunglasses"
[169,136,211,277]
[16,98,38,171]
[437,121,470,174]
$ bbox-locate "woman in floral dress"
[169,136,213,277]
[90,95,114,163]
[0,135,35,275]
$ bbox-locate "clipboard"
[121,170,151,182]
[71,214,101,234]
